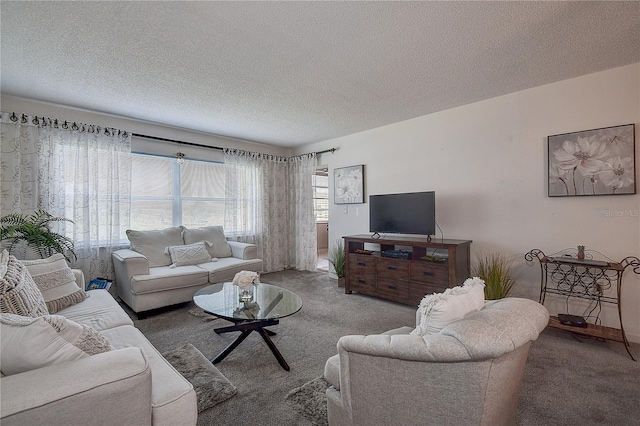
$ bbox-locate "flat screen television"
[369,191,435,236]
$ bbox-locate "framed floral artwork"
[548,124,636,197]
[334,165,364,204]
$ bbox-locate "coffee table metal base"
[212,318,290,371]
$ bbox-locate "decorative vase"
[239,287,254,303]
[577,245,585,260]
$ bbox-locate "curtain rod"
[132,133,336,156]
[132,133,223,151]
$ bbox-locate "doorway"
[313,167,329,271]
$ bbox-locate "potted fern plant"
[0,210,76,262]
[328,239,346,287]
[472,251,519,300]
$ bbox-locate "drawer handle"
[423,271,434,276]
[358,262,366,266]
[387,266,396,271]
[358,279,366,284]
[387,285,397,290]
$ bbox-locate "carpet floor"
[131,270,640,426]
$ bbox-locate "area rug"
[285,376,330,426]
[162,343,237,412]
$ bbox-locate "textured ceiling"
[1,1,639,148]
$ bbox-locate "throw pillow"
[182,226,232,258]
[0,250,49,317]
[411,277,485,336]
[164,242,213,268]
[0,313,112,376]
[22,254,88,313]
[126,226,185,267]
[462,276,487,311]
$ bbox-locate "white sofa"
[1,270,198,426]
[113,226,263,317]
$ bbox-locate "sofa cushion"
[165,242,213,268]
[182,226,232,258]
[411,277,485,336]
[130,265,209,295]
[22,254,88,313]
[197,257,264,284]
[0,250,49,317]
[100,324,197,424]
[57,289,134,331]
[126,227,185,267]
[0,313,112,375]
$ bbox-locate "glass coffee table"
[193,282,303,371]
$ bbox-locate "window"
[180,159,225,228]
[131,155,174,230]
[313,171,329,222]
[131,153,226,230]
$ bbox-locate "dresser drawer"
[348,261,375,279]
[376,258,410,280]
[347,253,376,293]
[348,254,375,283]
[376,278,409,300]
[410,262,448,284]
[349,273,376,293]
[349,253,375,269]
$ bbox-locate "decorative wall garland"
[223,147,316,163]
[5,111,333,157]
[6,112,130,138]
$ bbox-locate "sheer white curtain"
[0,112,131,281]
[224,149,289,272]
[288,153,317,270]
[224,149,317,272]
[222,149,262,246]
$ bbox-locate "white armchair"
[323,298,549,426]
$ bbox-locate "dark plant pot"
[338,277,346,288]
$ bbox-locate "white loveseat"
[113,226,263,317]
[1,267,197,426]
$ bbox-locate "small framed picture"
[548,124,635,197]
[334,165,364,204]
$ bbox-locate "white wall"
[298,63,640,342]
